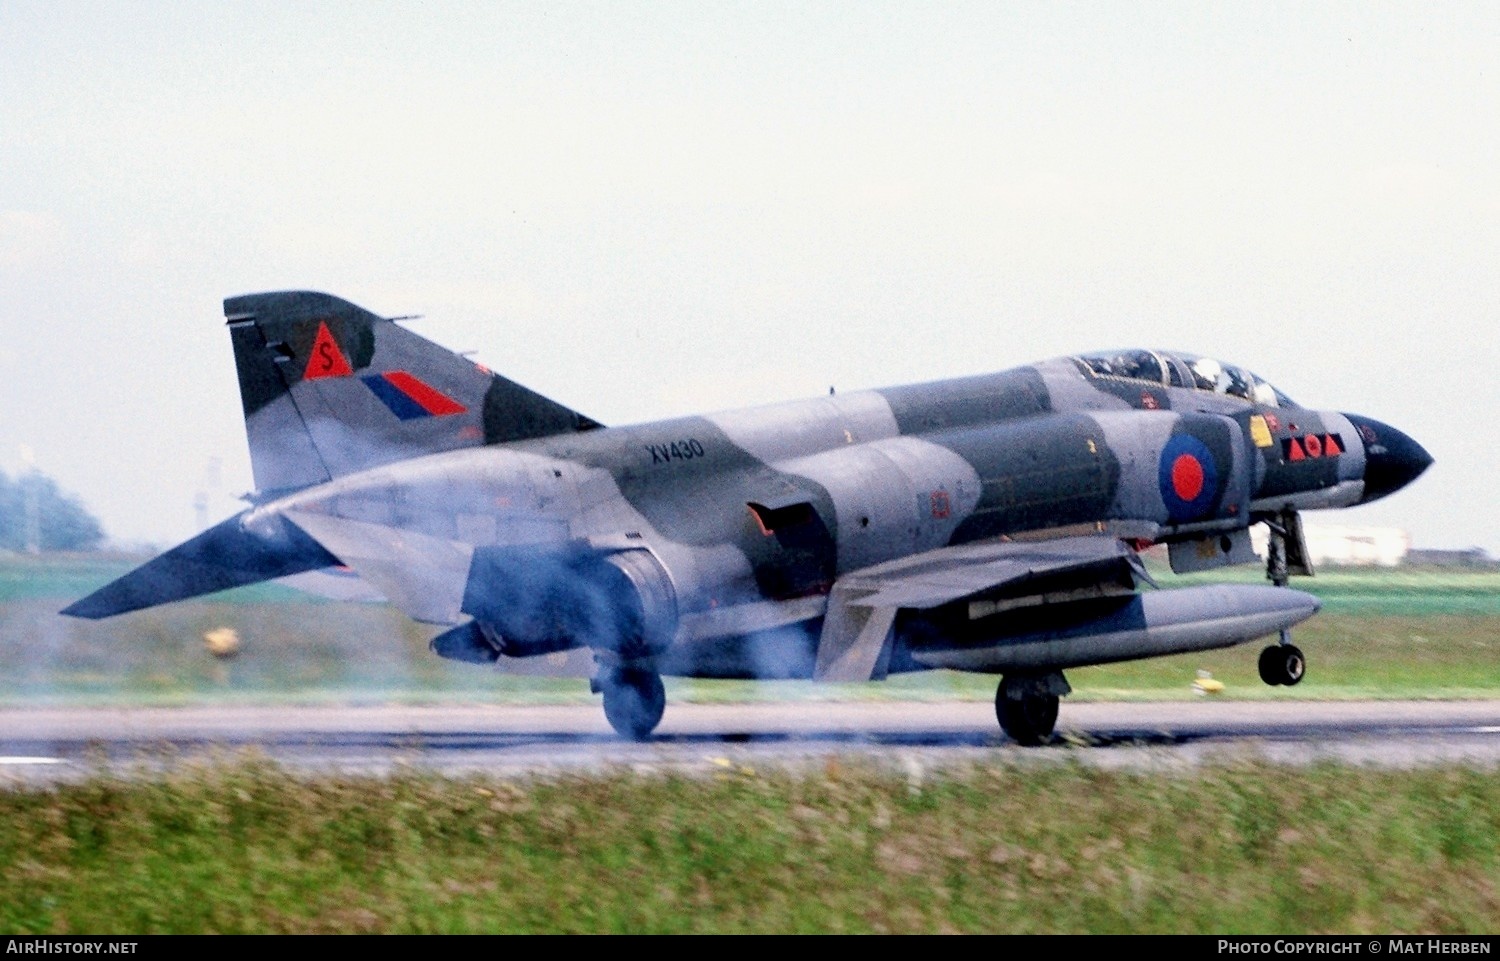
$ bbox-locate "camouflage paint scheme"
[66,292,1433,742]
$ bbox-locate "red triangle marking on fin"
[1324,433,1343,457]
[1287,437,1306,461]
[303,321,353,380]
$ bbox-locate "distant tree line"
[0,469,104,552]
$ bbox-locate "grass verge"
[1,758,1496,933]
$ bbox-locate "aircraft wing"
[814,535,1153,682]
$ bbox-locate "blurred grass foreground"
[2,759,1496,933]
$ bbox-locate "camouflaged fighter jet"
[65,291,1433,743]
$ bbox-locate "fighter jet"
[65,292,1433,743]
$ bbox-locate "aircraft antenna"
[194,456,222,532]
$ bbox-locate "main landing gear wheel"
[995,676,1060,746]
[1258,644,1306,687]
[600,668,666,740]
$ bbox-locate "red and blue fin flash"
[362,371,468,420]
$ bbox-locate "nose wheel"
[1257,643,1306,686]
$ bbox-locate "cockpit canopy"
[1076,349,1297,408]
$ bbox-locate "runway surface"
[3,699,1500,784]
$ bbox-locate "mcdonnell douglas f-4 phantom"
[66,292,1433,742]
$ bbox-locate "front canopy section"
[1077,349,1298,408]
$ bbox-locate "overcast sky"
[3,1,1497,553]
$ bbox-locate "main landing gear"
[1260,508,1310,688]
[594,665,666,740]
[995,671,1070,746]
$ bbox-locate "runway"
[3,699,1500,784]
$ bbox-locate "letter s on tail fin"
[226,291,601,495]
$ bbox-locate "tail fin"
[225,291,600,495]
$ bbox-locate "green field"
[2,554,1497,705]
[2,759,1496,933]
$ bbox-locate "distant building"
[1404,547,1498,569]
[1249,523,1410,568]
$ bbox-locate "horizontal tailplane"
[60,513,339,619]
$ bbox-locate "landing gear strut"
[1260,508,1311,687]
[596,666,666,740]
[995,672,1069,746]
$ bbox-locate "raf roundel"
[1158,434,1220,521]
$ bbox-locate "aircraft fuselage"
[66,294,1433,741]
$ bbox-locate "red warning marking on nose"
[1324,433,1343,456]
[1304,434,1323,457]
[1171,454,1205,501]
[303,321,353,380]
[930,490,951,519]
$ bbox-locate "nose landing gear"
[1260,508,1312,687]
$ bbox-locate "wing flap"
[814,597,897,683]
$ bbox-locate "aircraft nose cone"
[1345,414,1434,504]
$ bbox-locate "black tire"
[1258,645,1284,686]
[601,668,666,740]
[995,680,1059,746]
[1258,644,1306,687]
